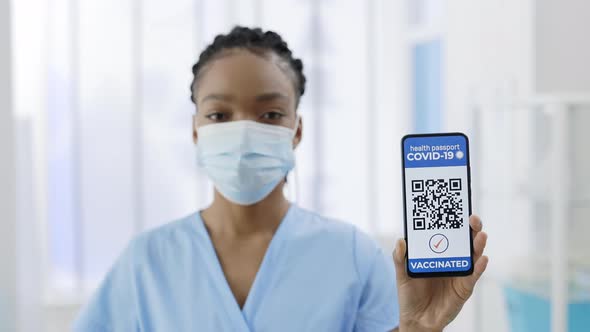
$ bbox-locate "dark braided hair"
[190,26,306,106]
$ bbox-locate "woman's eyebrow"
[255,92,289,102]
[201,93,234,103]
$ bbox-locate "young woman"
[74,27,488,332]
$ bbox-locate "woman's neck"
[201,182,291,237]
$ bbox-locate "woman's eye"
[205,112,228,121]
[262,111,284,120]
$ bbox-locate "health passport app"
[403,135,471,273]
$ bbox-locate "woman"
[74,27,488,332]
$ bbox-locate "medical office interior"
[1,0,589,331]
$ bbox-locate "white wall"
[0,0,18,330]
[535,0,590,94]
[445,0,534,131]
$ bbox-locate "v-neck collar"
[192,204,297,330]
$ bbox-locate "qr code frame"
[410,178,464,230]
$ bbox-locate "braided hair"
[190,26,306,106]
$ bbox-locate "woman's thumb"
[393,238,410,284]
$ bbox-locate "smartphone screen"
[401,133,473,277]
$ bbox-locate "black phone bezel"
[401,132,474,278]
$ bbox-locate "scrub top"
[73,204,400,332]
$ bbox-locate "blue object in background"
[504,286,590,332]
[412,39,443,133]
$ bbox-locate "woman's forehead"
[195,50,296,103]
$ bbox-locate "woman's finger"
[392,238,410,284]
[470,215,483,239]
[473,231,488,260]
[455,228,488,300]
[468,255,489,288]
[470,215,482,232]
[456,254,489,300]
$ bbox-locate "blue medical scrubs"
[73,204,400,331]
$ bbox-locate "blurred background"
[1,0,589,331]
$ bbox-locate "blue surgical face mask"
[196,119,298,205]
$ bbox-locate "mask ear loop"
[291,115,300,203]
[293,159,300,203]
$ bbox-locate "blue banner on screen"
[404,135,468,168]
[408,257,472,273]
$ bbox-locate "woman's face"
[192,49,302,147]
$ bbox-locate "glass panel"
[46,0,77,293]
[408,0,445,27]
[142,0,201,229]
[78,0,136,287]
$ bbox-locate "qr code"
[411,178,463,230]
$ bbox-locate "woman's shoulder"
[291,205,385,266]
[143,211,200,237]
[122,212,204,264]
[292,204,378,241]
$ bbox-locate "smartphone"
[401,133,473,278]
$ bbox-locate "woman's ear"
[192,114,198,144]
[293,115,303,149]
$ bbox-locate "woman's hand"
[392,215,488,332]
